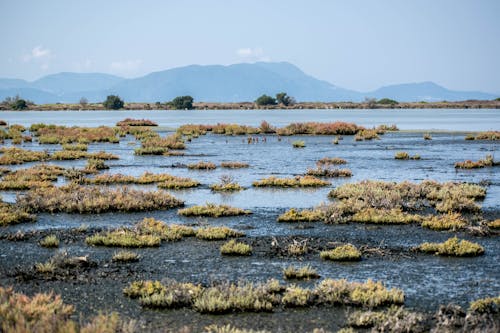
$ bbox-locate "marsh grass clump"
[112,250,140,262]
[50,150,119,161]
[469,296,500,314]
[139,282,203,309]
[210,175,243,192]
[277,208,324,222]
[455,155,494,169]
[351,208,423,224]
[488,219,500,229]
[84,158,109,172]
[210,123,261,135]
[62,143,88,151]
[316,157,347,166]
[276,122,362,136]
[355,129,380,141]
[0,164,65,190]
[0,147,50,165]
[116,118,158,126]
[134,147,168,155]
[418,237,484,256]
[204,324,271,333]
[18,184,184,213]
[421,213,467,231]
[140,133,185,150]
[0,203,36,226]
[252,175,330,187]
[315,279,405,307]
[187,161,217,170]
[178,203,251,217]
[282,286,313,307]
[320,244,362,261]
[195,226,244,240]
[471,131,500,140]
[157,179,200,189]
[34,125,119,144]
[347,306,426,331]
[306,167,352,177]
[283,265,320,280]
[35,261,57,274]
[135,217,195,241]
[86,229,161,247]
[394,151,420,160]
[292,140,305,148]
[39,235,59,248]
[220,239,252,256]
[221,161,250,168]
[287,241,308,256]
[423,133,432,140]
[81,172,198,186]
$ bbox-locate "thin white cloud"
[236,47,270,62]
[23,46,51,62]
[110,59,143,75]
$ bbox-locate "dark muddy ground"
[0,126,499,332]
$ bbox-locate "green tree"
[170,96,194,109]
[276,92,295,106]
[377,98,398,105]
[12,98,28,110]
[103,95,124,109]
[255,94,277,106]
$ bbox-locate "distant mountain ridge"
[0,62,496,103]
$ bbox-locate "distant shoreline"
[1,100,499,111]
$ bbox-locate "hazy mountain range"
[0,62,496,103]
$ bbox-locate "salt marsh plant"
[252,175,330,187]
[195,226,244,240]
[423,133,432,140]
[354,129,379,141]
[86,229,161,247]
[18,184,184,213]
[292,140,305,148]
[112,250,140,262]
[62,143,88,151]
[306,167,352,177]
[220,239,252,256]
[277,208,324,222]
[283,265,320,280]
[276,122,362,136]
[39,235,59,248]
[455,155,494,169]
[116,118,158,126]
[81,172,198,186]
[220,161,250,168]
[320,244,362,261]
[469,296,500,314]
[210,175,243,192]
[178,203,251,217]
[287,242,308,255]
[418,237,484,256]
[351,208,423,224]
[488,219,500,229]
[0,147,50,165]
[469,131,500,140]
[0,202,36,226]
[135,217,195,241]
[187,161,217,170]
[316,157,347,166]
[394,151,420,160]
[282,286,313,307]
[421,213,466,231]
[33,125,119,144]
[0,164,65,190]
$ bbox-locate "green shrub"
[320,244,361,261]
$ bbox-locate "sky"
[1,0,499,93]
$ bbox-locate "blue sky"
[1,0,499,93]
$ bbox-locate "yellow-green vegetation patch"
[292,140,305,148]
[86,229,161,247]
[0,286,132,332]
[351,208,423,224]
[421,212,467,231]
[277,208,324,222]
[39,235,59,248]
[347,306,425,330]
[81,172,198,187]
[187,161,217,170]
[196,226,244,240]
[316,157,347,166]
[0,202,36,226]
[355,129,380,141]
[204,324,271,333]
[469,131,500,140]
[320,244,362,261]
[394,151,420,160]
[17,184,184,213]
[116,118,158,126]
[276,121,362,136]
[112,250,140,262]
[0,147,50,165]
[469,295,500,314]
[32,124,119,144]
[61,143,88,151]
[282,285,313,307]
[84,158,109,173]
[178,203,251,217]
[136,217,195,241]
[283,265,320,280]
[220,161,250,168]
[488,219,500,229]
[287,242,308,256]
[0,164,65,190]
[306,167,352,177]
[220,239,252,256]
[455,155,494,169]
[253,175,330,187]
[210,123,261,135]
[51,150,118,161]
[210,182,244,192]
[418,237,484,257]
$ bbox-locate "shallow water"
[0,111,499,321]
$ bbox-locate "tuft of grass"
[418,237,484,257]
[134,147,167,155]
[421,213,466,231]
[253,175,330,187]
[220,239,253,256]
[62,143,88,151]
[112,250,140,262]
[178,203,251,217]
[187,161,217,170]
[470,131,500,140]
[136,217,195,241]
[292,140,305,148]
[394,151,420,160]
[283,265,320,280]
[276,122,362,136]
[0,147,50,165]
[35,261,57,273]
[220,161,249,168]
[0,203,36,226]
[355,129,379,141]
[488,219,500,229]
[210,182,244,192]
[287,242,308,256]
[277,208,324,222]
[17,184,184,213]
[423,133,432,140]
[282,285,313,307]
[86,229,161,247]
[320,244,362,261]
[196,226,244,241]
[39,235,59,248]
[469,295,500,314]
[306,167,352,177]
[347,306,425,331]
[455,155,494,169]
[351,208,422,224]
[116,118,158,126]
[316,157,347,166]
